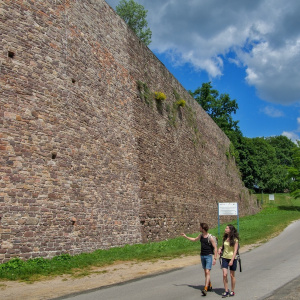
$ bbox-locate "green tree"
[116,0,152,46]
[238,137,292,193]
[190,82,240,139]
[266,135,295,166]
[190,83,295,194]
[287,141,300,198]
[189,82,242,157]
[235,136,259,189]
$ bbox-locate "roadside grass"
[0,193,299,282]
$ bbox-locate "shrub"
[155,92,166,101]
[175,99,186,107]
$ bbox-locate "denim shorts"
[221,258,237,271]
[201,255,213,270]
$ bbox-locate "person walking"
[182,223,217,296]
[218,224,239,297]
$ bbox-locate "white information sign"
[269,194,275,201]
[218,202,238,216]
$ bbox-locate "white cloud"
[260,106,284,118]
[282,131,299,143]
[105,0,300,140]
[243,39,300,105]
[106,0,300,105]
[281,117,300,142]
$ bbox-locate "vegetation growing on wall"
[226,142,238,161]
[154,91,166,114]
[166,89,186,127]
[185,105,202,146]
[175,99,186,107]
[154,92,166,101]
[136,82,202,144]
[137,80,153,106]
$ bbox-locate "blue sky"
[106,0,300,141]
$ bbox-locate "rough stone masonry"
[0,0,259,263]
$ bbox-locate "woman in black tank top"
[182,222,217,296]
[200,234,214,256]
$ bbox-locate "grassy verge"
[0,193,299,282]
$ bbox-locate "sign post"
[218,202,239,236]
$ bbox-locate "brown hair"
[222,224,239,247]
[200,222,209,232]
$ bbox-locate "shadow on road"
[174,284,224,296]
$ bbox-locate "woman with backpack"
[182,222,217,296]
[218,224,239,297]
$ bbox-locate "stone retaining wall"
[0,0,259,263]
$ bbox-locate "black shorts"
[221,258,237,271]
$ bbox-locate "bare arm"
[229,240,239,266]
[218,245,223,255]
[181,233,201,242]
[210,237,218,259]
[209,236,217,265]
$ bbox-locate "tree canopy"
[237,136,292,193]
[190,82,296,194]
[287,141,300,198]
[116,0,152,46]
[189,82,241,140]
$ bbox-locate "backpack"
[207,233,218,249]
[236,244,242,272]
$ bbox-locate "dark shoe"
[201,289,207,296]
[207,286,213,292]
[222,291,229,298]
[229,291,235,297]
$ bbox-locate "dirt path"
[0,244,258,300]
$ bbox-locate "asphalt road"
[53,220,300,300]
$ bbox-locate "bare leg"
[204,269,210,288]
[230,270,236,292]
[223,268,229,291]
